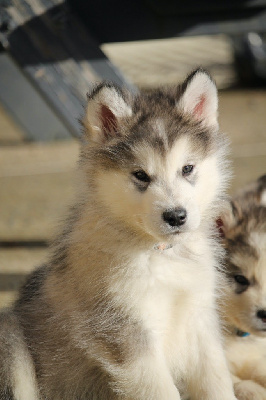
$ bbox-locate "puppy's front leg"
[108,355,181,400]
[231,360,266,399]
[250,359,266,389]
[187,323,237,400]
[233,378,266,400]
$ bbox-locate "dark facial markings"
[224,232,259,294]
[225,261,251,294]
[131,162,196,193]
[234,274,250,286]
[234,274,250,294]
[132,169,151,192]
[226,236,259,261]
[133,170,151,183]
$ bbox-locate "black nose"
[257,310,266,321]
[162,208,187,227]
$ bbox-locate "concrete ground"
[0,34,266,309]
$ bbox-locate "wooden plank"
[0,0,135,140]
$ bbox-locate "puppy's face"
[222,185,266,336]
[94,134,221,244]
[83,70,228,244]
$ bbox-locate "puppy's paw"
[234,380,266,400]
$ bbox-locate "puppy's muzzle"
[162,208,187,228]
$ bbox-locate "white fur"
[225,335,266,399]
[12,348,39,400]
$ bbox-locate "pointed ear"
[178,69,218,128]
[218,200,242,236]
[83,83,132,144]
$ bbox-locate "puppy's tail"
[0,311,39,400]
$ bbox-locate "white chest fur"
[108,235,217,378]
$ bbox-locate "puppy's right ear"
[83,83,132,144]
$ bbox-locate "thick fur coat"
[0,69,236,400]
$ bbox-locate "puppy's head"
[221,176,266,336]
[82,69,229,244]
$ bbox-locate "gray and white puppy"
[221,175,266,400]
[0,69,236,400]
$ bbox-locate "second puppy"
[221,175,266,400]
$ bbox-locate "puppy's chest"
[143,247,210,292]
[134,250,211,369]
[136,249,210,333]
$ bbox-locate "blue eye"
[132,170,151,183]
[182,165,194,176]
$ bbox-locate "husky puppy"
[0,69,237,400]
[221,175,266,400]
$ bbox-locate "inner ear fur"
[83,83,132,144]
[178,68,218,129]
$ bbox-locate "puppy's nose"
[257,309,266,321]
[162,208,187,227]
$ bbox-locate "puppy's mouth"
[159,226,182,238]
[169,228,181,235]
[165,224,187,235]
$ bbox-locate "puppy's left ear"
[218,200,242,237]
[84,83,132,144]
[178,69,218,129]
